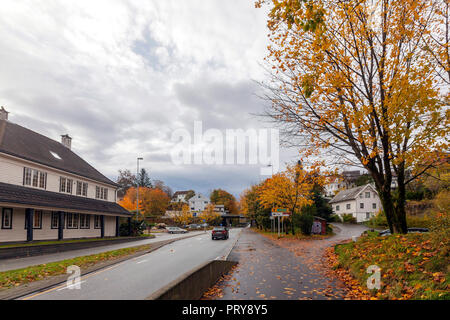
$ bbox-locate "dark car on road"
[212,227,229,240]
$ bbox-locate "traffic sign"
[271,212,290,217]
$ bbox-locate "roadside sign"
[271,212,290,217]
[275,208,288,213]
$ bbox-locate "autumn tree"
[257,0,449,233]
[200,204,222,225]
[258,162,322,234]
[153,180,173,198]
[210,189,239,215]
[141,188,170,217]
[240,183,272,230]
[118,187,170,217]
[116,169,136,198]
[173,204,193,226]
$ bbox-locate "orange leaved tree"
[258,162,322,234]
[257,0,449,233]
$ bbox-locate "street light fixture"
[136,157,143,219]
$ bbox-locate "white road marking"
[57,280,87,291]
[137,259,148,264]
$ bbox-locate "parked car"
[188,224,202,230]
[167,227,188,234]
[379,228,429,237]
[212,227,229,240]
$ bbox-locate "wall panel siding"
[0,154,116,203]
[105,216,116,237]
[0,207,26,242]
[33,211,58,241]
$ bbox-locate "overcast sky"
[0,0,300,197]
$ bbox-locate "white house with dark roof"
[188,193,210,215]
[0,107,132,243]
[329,184,381,223]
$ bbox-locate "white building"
[329,184,381,223]
[0,108,132,243]
[188,193,210,214]
[324,170,361,197]
[171,191,191,203]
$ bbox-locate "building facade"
[188,193,210,214]
[329,184,381,223]
[0,108,131,243]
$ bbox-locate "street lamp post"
[136,157,143,220]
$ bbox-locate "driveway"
[206,223,368,300]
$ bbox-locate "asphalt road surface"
[0,231,205,272]
[20,228,242,300]
[211,223,368,300]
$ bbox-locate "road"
[209,223,368,300]
[20,228,242,300]
[0,231,205,272]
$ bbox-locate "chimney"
[61,134,72,149]
[0,106,9,121]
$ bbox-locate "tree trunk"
[394,164,408,234]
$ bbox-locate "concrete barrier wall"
[148,260,237,300]
[0,237,147,260]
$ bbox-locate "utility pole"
[292,160,302,235]
[136,157,143,220]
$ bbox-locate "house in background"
[171,191,191,203]
[329,184,381,223]
[0,107,132,243]
[188,193,210,216]
[324,170,362,197]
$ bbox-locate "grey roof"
[0,182,131,216]
[0,120,117,186]
[329,185,374,204]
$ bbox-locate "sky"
[0,0,300,197]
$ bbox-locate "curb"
[0,233,203,300]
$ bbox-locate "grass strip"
[0,244,152,290]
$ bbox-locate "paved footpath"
[211,223,368,300]
[0,231,204,272]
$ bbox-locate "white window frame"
[2,208,13,229]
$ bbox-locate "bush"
[329,214,342,223]
[119,220,146,236]
[342,214,357,224]
[296,213,314,235]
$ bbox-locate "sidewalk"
[0,231,204,272]
[205,224,368,300]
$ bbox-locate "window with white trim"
[365,192,371,198]
[360,203,365,209]
[346,204,351,210]
[23,168,47,189]
[96,186,108,200]
[372,203,377,209]
[1,208,13,229]
[76,181,88,197]
[51,212,59,229]
[33,210,42,229]
[66,213,79,229]
[94,215,101,229]
[60,177,73,194]
[80,214,90,229]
